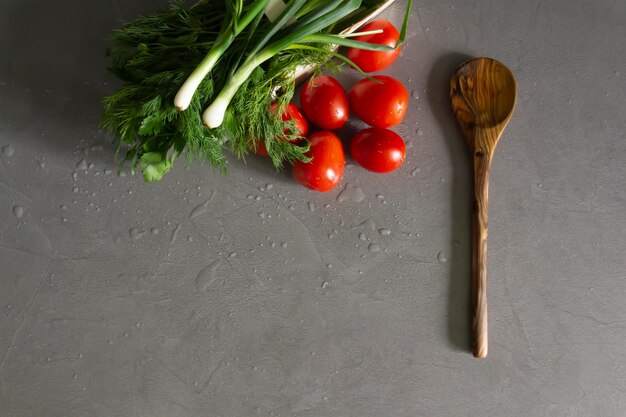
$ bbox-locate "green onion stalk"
[174,0,271,110]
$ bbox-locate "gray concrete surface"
[1,0,625,416]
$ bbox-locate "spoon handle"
[472,146,492,358]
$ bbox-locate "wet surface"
[1,0,625,416]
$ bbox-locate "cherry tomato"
[300,76,349,130]
[255,102,309,156]
[347,19,401,73]
[292,131,345,192]
[349,75,408,128]
[350,127,406,173]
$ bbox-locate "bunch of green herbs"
[102,0,410,181]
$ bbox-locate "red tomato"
[350,127,406,173]
[256,103,309,156]
[349,75,408,128]
[347,19,401,73]
[300,76,349,130]
[255,102,309,156]
[292,131,345,192]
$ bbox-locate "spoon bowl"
[452,59,516,129]
[450,57,517,358]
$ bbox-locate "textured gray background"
[1,0,625,416]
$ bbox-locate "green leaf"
[140,152,172,182]
[138,115,165,136]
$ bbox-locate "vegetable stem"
[174,0,270,110]
[304,33,397,51]
[337,29,383,37]
[174,38,231,110]
[203,51,273,128]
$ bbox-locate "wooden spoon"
[450,57,517,358]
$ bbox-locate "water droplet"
[410,167,420,177]
[321,281,329,289]
[129,228,146,240]
[376,194,385,199]
[368,243,381,253]
[308,202,316,212]
[189,198,212,219]
[614,70,621,76]
[187,236,193,242]
[170,224,181,243]
[336,184,365,203]
[88,163,95,170]
[73,373,79,380]
[150,227,160,235]
[196,260,221,291]
[76,159,88,170]
[411,90,419,100]
[266,183,274,190]
[61,217,68,223]
[437,251,447,262]
[281,242,288,248]
[452,240,461,248]
[351,218,376,232]
[229,252,237,258]
[12,205,24,218]
[72,186,78,193]
[358,232,367,241]
[1,145,15,157]
[378,229,391,236]
[417,129,424,136]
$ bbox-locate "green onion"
[174,0,270,110]
[203,0,412,128]
[204,0,359,127]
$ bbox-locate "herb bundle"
[102,0,411,181]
